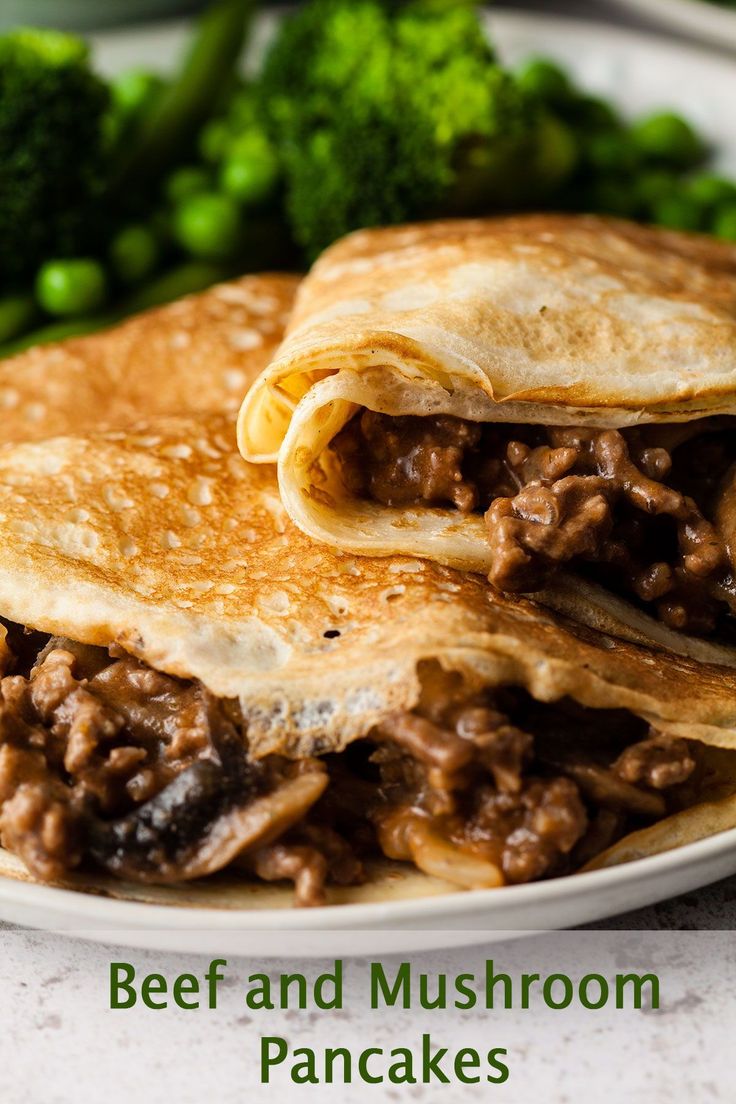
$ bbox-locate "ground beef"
[333,412,736,637]
[337,411,482,511]
[367,662,697,886]
[0,629,702,900]
[0,631,344,905]
[245,824,362,907]
[470,777,587,883]
[613,733,695,790]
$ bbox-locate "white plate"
[606,0,736,53]
[5,10,736,954]
[2,829,736,956]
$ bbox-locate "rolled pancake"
[237,215,736,665]
[2,409,736,901]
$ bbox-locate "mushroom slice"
[89,759,328,883]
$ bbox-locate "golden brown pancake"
[0,273,298,443]
[1,271,736,908]
[2,406,736,901]
[237,215,736,664]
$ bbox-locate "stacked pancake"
[2,215,736,909]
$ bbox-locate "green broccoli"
[259,0,575,259]
[0,27,110,290]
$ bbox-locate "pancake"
[237,215,736,664]
[2,416,736,903]
[0,272,298,443]
[1,273,736,908]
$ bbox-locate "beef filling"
[0,631,343,906]
[333,412,736,637]
[366,663,696,886]
[0,630,700,901]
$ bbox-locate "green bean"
[112,0,254,191]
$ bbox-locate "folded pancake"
[0,272,298,443]
[3,404,736,904]
[237,215,736,665]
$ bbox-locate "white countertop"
[0,920,733,1103]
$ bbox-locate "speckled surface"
[587,870,736,929]
[0,875,735,1102]
[0,914,733,1103]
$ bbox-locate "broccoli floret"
[259,0,574,259]
[0,27,110,289]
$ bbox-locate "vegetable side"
[0,0,735,355]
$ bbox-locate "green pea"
[165,165,211,205]
[516,58,571,103]
[532,114,578,188]
[173,192,242,260]
[149,207,173,243]
[227,129,275,161]
[586,131,639,173]
[686,174,736,209]
[636,169,677,210]
[35,259,108,317]
[0,295,36,344]
[109,224,160,285]
[226,89,259,130]
[631,112,705,168]
[199,119,231,164]
[112,68,165,119]
[587,179,637,219]
[572,95,620,133]
[220,132,279,205]
[651,194,703,232]
[713,204,736,241]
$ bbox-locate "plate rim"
[2,826,736,932]
[603,0,736,48]
[89,7,736,76]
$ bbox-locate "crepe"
[237,215,736,664]
[3,411,736,901]
[7,409,736,755]
[0,272,298,443]
[1,271,736,908]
